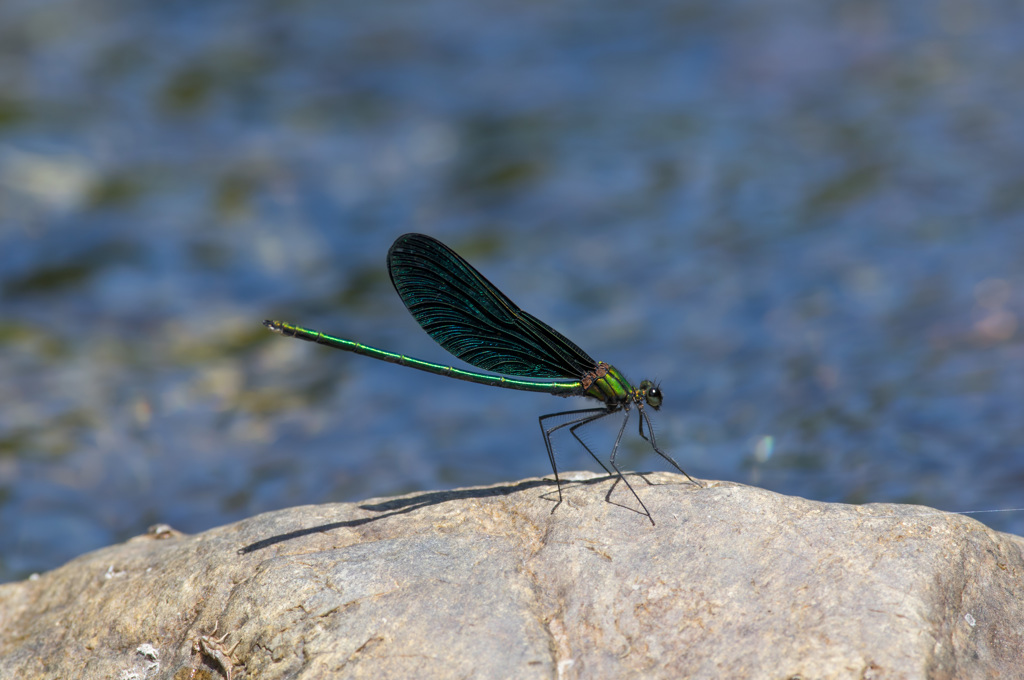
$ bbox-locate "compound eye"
[645,385,663,409]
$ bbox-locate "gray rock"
[1,473,1022,679]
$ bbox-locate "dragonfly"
[264,233,701,524]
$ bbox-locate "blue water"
[2,0,1022,582]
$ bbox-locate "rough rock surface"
[1,473,1022,680]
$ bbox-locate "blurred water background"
[2,0,1022,583]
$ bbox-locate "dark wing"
[387,233,597,379]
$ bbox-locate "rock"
[1,473,1022,679]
